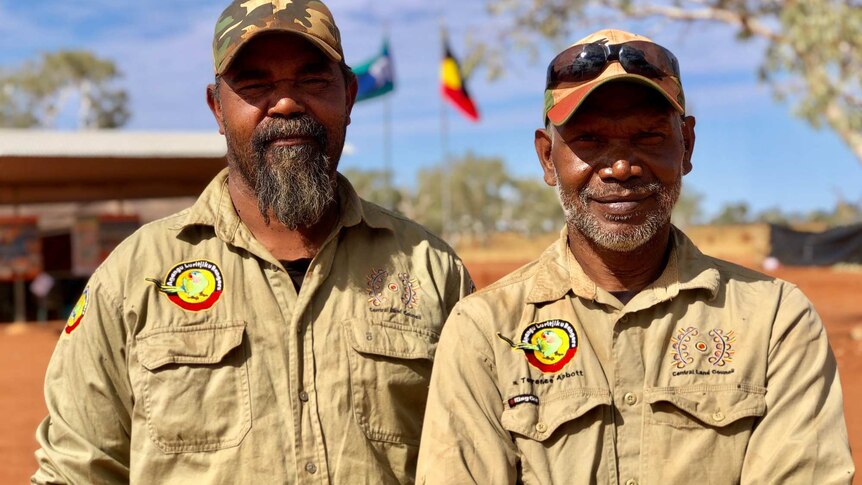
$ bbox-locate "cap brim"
[216,28,342,75]
[546,72,684,126]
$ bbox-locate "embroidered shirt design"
[147,260,224,312]
[671,327,736,369]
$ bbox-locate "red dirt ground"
[2,262,860,484]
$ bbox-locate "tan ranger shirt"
[33,169,472,485]
[417,228,853,485]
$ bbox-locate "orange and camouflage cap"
[544,29,685,126]
[213,0,344,75]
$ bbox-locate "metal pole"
[440,24,451,242]
[440,82,450,242]
[384,95,393,210]
[382,22,394,211]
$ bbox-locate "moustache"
[579,181,662,200]
[251,115,328,152]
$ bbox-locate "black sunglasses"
[547,40,681,89]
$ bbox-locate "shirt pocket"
[644,383,766,428]
[343,318,437,446]
[137,322,251,453]
[643,383,766,482]
[500,388,612,441]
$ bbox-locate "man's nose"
[598,159,643,181]
[267,89,306,118]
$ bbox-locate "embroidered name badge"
[507,394,540,408]
[670,326,736,369]
[147,260,224,311]
[65,286,89,335]
[498,319,579,374]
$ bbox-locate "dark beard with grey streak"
[234,116,336,230]
[556,172,681,252]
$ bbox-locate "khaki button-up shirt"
[33,169,472,485]
[417,228,853,484]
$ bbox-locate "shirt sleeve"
[416,303,519,485]
[32,269,133,485]
[740,284,855,484]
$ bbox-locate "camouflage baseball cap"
[213,0,344,75]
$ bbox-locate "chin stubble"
[556,168,681,252]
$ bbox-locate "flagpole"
[440,23,451,242]
[383,94,393,210]
[382,23,393,211]
[441,88,450,241]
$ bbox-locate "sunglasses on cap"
[546,40,681,88]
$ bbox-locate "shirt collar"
[335,172,396,232]
[526,225,720,305]
[526,227,582,304]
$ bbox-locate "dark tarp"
[769,223,862,266]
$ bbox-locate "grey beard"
[229,116,337,230]
[254,144,335,229]
[557,171,681,252]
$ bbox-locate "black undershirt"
[280,258,312,292]
[610,290,638,305]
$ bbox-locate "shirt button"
[299,391,309,402]
[625,479,638,485]
[713,411,725,422]
[535,422,548,433]
[624,392,638,406]
[305,462,317,474]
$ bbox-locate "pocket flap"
[644,383,766,427]
[137,322,246,370]
[501,388,611,441]
[344,318,438,360]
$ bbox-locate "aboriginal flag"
[440,38,479,122]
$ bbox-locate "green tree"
[411,153,513,241]
[0,50,130,129]
[478,0,862,165]
[671,186,704,229]
[755,206,791,225]
[340,168,405,213]
[711,202,751,225]
[509,178,564,235]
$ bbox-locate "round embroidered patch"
[155,260,224,311]
[520,319,579,374]
[65,286,89,335]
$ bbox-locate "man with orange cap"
[416,29,853,484]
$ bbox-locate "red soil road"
[1,263,859,484]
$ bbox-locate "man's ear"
[206,83,225,135]
[535,127,557,187]
[681,115,696,175]
[344,72,358,126]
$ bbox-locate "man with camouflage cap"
[417,29,853,484]
[33,1,471,483]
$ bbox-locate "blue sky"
[1,0,860,219]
